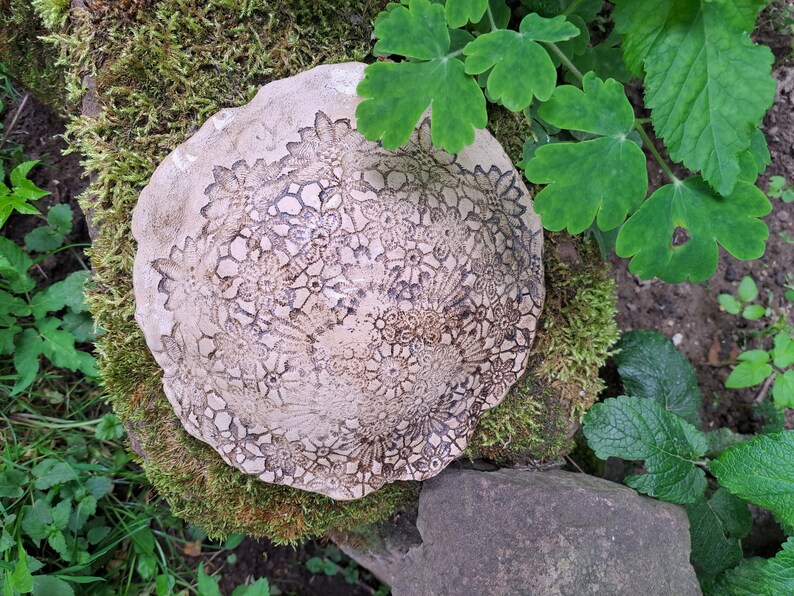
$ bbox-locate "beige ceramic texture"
[132,62,544,500]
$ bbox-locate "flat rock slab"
[342,469,700,595]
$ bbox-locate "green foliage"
[305,546,361,585]
[722,330,794,408]
[583,329,794,592]
[710,432,794,528]
[614,330,701,426]
[583,396,707,503]
[24,204,73,253]
[768,175,794,203]
[0,161,50,228]
[0,236,96,395]
[525,74,647,234]
[717,275,771,321]
[358,0,778,283]
[614,0,775,195]
[615,178,771,283]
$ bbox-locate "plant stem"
[542,42,584,81]
[486,3,498,31]
[634,122,679,183]
[0,92,29,149]
[562,0,584,17]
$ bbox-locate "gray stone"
[340,469,701,596]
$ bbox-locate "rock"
[131,62,544,500]
[341,469,700,595]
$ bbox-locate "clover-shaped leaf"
[463,14,579,111]
[357,0,486,153]
[524,73,647,234]
[616,177,770,282]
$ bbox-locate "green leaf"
[357,0,487,152]
[463,14,579,111]
[616,177,771,283]
[86,525,110,545]
[32,460,78,490]
[705,428,749,457]
[582,395,707,504]
[718,294,742,315]
[197,563,222,596]
[772,371,794,408]
[614,330,702,426]
[0,325,22,355]
[0,469,28,498]
[710,431,794,527]
[706,557,767,596]
[765,537,794,593]
[85,476,112,499]
[0,530,12,554]
[742,304,766,320]
[46,204,73,236]
[51,500,71,530]
[445,0,487,27]
[525,74,647,234]
[10,547,34,593]
[30,271,91,319]
[614,0,775,195]
[0,237,35,293]
[772,333,794,369]
[60,312,94,343]
[137,553,157,580]
[737,276,758,302]
[95,414,125,441]
[738,128,771,183]
[32,576,74,596]
[36,318,80,371]
[231,578,271,596]
[12,329,43,395]
[24,226,65,253]
[685,489,751,577]
[726,350,773,389]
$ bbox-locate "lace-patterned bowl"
[132,62,544,500]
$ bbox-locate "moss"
[48,0,617,542]
[0,0,66,107]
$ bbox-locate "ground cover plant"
[582,327,794,593]
[1,0,792,593]
[357,0,777,283]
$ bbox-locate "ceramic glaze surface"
[132,63,544,500]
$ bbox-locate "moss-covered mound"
[11,0,617,543]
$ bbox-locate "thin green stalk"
[634,122,679,183]
[562,0,584,17]
[486,3,498,31]
[542,42,584,81]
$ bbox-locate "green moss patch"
[30,0,617,542]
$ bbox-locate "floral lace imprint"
[151,112,544,500]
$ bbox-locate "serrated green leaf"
[60,311,94,343]
[24,226,64,253]
[0,469,28,498]
[357,0,487,152]
[46,204,73,235]
[32,460,78,490]
[614,0,775,195]
[772,370,794,408]
[765,538,794,593]
[32,575,74,596]
[773,333,794,369]
[705,428,749,457]
[614,330,702,426]
[12,328,43,395]
[95,414,125,441]
[37,318,80,371]
[706,557,767,596]
[710,431,794,527]
[85,476,112,499]
[47,530,69,560]
[718,294,742,315]
[616,177,771,283]
[30,271,90,319]
[51,500,71,531]
[583,395,707,504]
[10,547,34,593]
[726,351,773,389]
[0,290,29,317]
[22,501,52,541]
[445,0,487,27]
[525,74,647,234]
[685,488,751,578]
[0,237,35,293]
[463,14,579,111]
